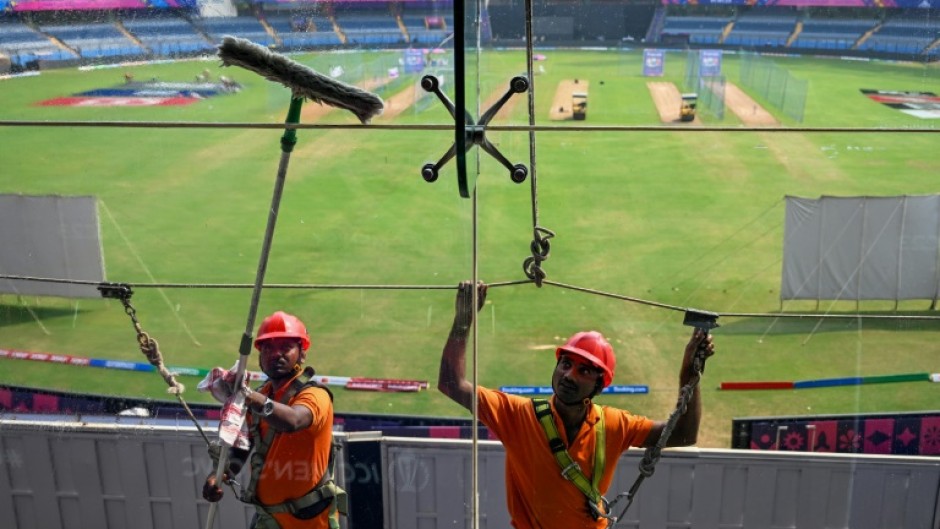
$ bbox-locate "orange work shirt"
[249,375,334,529]
[477,386,653,529]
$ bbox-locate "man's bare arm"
[437,281,487,412]
[644,329,714,448]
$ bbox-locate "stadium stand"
[195,15,274,47]
[0,18,77,68]
[400,13,451,46]
[724,9,799,48]
[37,21,145,60]
[655,4,938,59]
[792,18,879,51]
[1,1,937,71]
[264,13,342,50]
[660,15,729,46]
[335,12,405,46]
[122,14,214,57]
[859,11,940,56]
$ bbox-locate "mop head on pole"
[218,36,384,124]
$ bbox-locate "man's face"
[258,338,304,380]
[552,353,603,405]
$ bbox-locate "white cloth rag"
[197,363,252,450]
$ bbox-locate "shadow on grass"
[0,302,86,328]
[717,311,940,335]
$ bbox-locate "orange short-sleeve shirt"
[477,386,653,529]
[250,375,334,529]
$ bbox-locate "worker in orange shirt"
[202,311,345,529]
[438,281,714,529]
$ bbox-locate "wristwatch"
[259,397,275,417]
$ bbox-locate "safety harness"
[532,398,611,521]
[242,366,348,529]
[535,317,716,526]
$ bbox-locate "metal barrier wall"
[0,420,346,529]
[2,420,939,529]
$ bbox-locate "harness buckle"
[560,461,581,481]
[588,496,616,526]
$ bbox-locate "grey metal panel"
[17,431,60,528]
[827,469,853,527]
[717,464,747,528]
[67,436,109,528]
[781,195,940,301]
[851,467,887,529]
[1,422,938,529]
[0,421,268,529]
[742,464,774,528]
[605,449,940,529]
[382,439,510,529]
[0,194,106,298]
[772,466,799,528]
[636,459,671,529]
[690,463,725,528]
[664,462,695,527]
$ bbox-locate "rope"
[97,283,213,447]
[603,346,709,525]
[519,0,554,289]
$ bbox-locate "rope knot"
[523,257,547,287]
[139,333,160,364]
[523,226,555,287]
[137,333,185,394]
[638,454,658,477]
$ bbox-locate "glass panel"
[1,0,939,527]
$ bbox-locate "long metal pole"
[204,96,304,529]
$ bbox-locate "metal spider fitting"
[420,74,530,197]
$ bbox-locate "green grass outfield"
[0,49,938,447]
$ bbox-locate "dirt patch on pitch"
[374,82,421,121]
[549,79,589,121]
[724,83,779,126]
[647,81,700,124]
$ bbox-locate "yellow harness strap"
[532,398,606,510]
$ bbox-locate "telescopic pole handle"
[204,96,305,529]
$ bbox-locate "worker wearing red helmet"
[438,281,715,529]
[203,311,344,529]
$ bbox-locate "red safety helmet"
[555,331,615,387]
[254,311,311,352]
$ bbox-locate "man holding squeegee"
[438,281,715,529]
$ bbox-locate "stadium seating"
[724,12,798,48]
[38,22,145,60]
[264,14,342,50]
[0,19,78,67]
[335,13,405,46]
[122,16,215,56]
[858,13,939,55]
[196,16,274,47]
[792,18,877,51]
[1,2,937,71]
[661,15,728,46]
[400,14,451,46]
